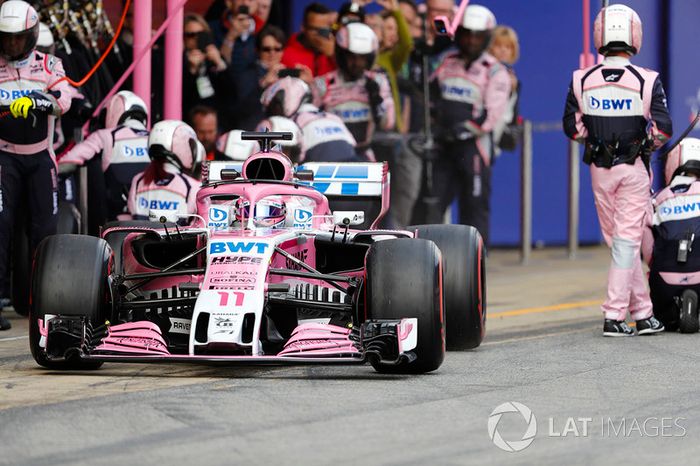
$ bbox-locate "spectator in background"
[182,14,228,121]
[398,0,421,39]
[337,1,366,27]
[189,105,219,161]
[282,3,336,78]
[257,0,272,26]
[215,0,258,68]
[489,25,522,154]
[229,25,294,130]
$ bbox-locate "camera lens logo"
[488,402,537,452]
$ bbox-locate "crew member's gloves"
[443,121,483,142]
[364,77,384,125]
[10,91,57,119]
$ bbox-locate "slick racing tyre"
[679,289,700,334]
[411,225,486,350]
[366,238,444,373]
[29,235,112,369]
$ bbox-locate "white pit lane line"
[0,335,28,342]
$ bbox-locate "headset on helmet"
[335,22,378,79]
[594,4,643,56]
[260,77,312,118]
[665,138,700,184]
[105,91,149,128]
[216,129,260,161]
[0,1,39,63]
[148,120,199,172]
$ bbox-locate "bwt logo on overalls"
[337,108,369,120]
[209,241,269,255]
[441,85,473,98]
[314,126,343,137]
[661,203,700,215]
[138,198,180,210]
[123,146,148,157]
[0,88,41,100]
[589,96,632,110]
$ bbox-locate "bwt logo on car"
[294,209,313,228]
[208,207,229,229]
[0,88,41,100]
[209,241,269,255]
[122,146,148,157]
[589,96,632,110]
[138,198,180,210]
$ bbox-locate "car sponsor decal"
[169,318,191,335]
[208,206,229,230]
[285,249,308,271]
[209,241,269,255]
[210,256,263,265]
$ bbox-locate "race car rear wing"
[298,162,390,229]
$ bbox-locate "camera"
[433,16,450,36]
[197,31,214,50]
[278,68,301,79]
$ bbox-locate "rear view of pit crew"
[261,76,359,163]
[127,120,202,223]
[59,91,150,225]
[0,1,73,330]
[428,4,510,246]
[563,4,672,336]
[313,22,394,161]
[216,129,260,161]
[647,138,700,333]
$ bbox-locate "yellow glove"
[10,96,34,119]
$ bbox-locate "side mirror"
[333,211,365,226]
[148,209,179,224]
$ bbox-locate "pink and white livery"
[28,132,487,374]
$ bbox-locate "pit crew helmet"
[105,90,149,128]
[594,4,642,55]
[335,22,378,80]
[0,1,39,64]
[36,23,54,53]
[455,5,496,61]
[236,196,287,229]
[665,138,700,184]
[260,77,312,118]
[148,120,201,172]
[216,129,260,161]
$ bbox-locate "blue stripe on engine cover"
[315,166,336,178]
[341,183,359,195]
[312,182,330,193]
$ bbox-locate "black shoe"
[636,316,664,335]
[603,319,634,337]
[0,313,10,331]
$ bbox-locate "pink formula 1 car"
[29,133,486,374]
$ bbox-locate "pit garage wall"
[291,0,699,245]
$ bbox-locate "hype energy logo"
[589,96,632,111]
[208,207,229,230]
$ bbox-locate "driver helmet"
[0,1,39,66]
[216,129,260,161]
[105,90,149,128]
[236,196,287,229]
[456,5,496,60]
[665,138,700,184]
[148,120,201,173]
[260,77,312,118]
[594,4,642,56]
[335,22,378,80]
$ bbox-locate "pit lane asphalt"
[2,246,699,466]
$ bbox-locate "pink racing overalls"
[0,51,73,301]
[127,164,200,222]
[293,104,359,163]
[312,69,394,160]
[564,56,673,321]
[60,120,150,221]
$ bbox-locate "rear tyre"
[29,235,112,369]
[411,225,486,350]
[679,289,700,334]
[366,238,444,373]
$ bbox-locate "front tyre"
[366,238,444,373]
[29,235,111,369]
[411,225,486,350]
